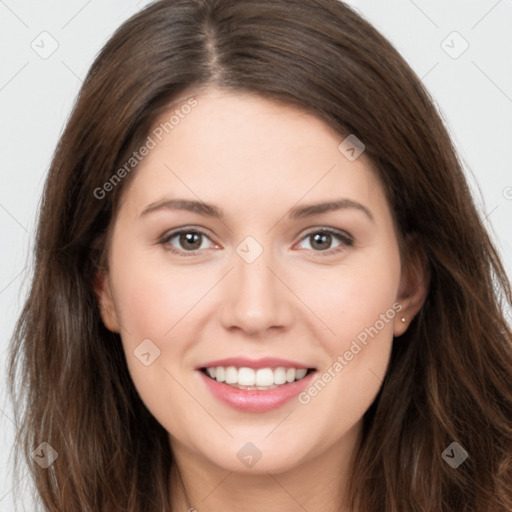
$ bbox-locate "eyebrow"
[140,198,374,222]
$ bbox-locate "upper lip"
[197,357,315,370]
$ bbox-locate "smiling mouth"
[200,366,316,391]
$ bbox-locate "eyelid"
[159,226,354,256]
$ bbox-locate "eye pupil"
[311,232,331,251]
[181,232,202,250]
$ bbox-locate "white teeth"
[204,365,311,387]
[286,368,296,382]
[296,368,307,379]
[238,367,255,386]
[274,367,287,385]
[225,366,238,384]
[215,366,225,382]
[256,368,274,387]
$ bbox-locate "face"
[95,87,425,476]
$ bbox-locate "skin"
[95,87,427,512]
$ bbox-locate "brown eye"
[177,231,203,250]
[310,232,334,251]
[161,229,214,255]
[297,229,353,254]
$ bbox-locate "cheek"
[297,243,401,351]
[293,244,401,424]
[110,242,203,342]
[109,249,202,433]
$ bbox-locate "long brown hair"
[8,0,512,510]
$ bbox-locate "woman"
[8,0,512,511]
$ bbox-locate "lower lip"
[198,370,316,413]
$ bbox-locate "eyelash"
[158,227,354,257]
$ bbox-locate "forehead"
[119,88,387,221]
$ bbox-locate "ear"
[394,234,429,337]
[93,270,120,333]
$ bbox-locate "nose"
[220,246,294,336]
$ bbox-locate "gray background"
[1,1,511,510]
